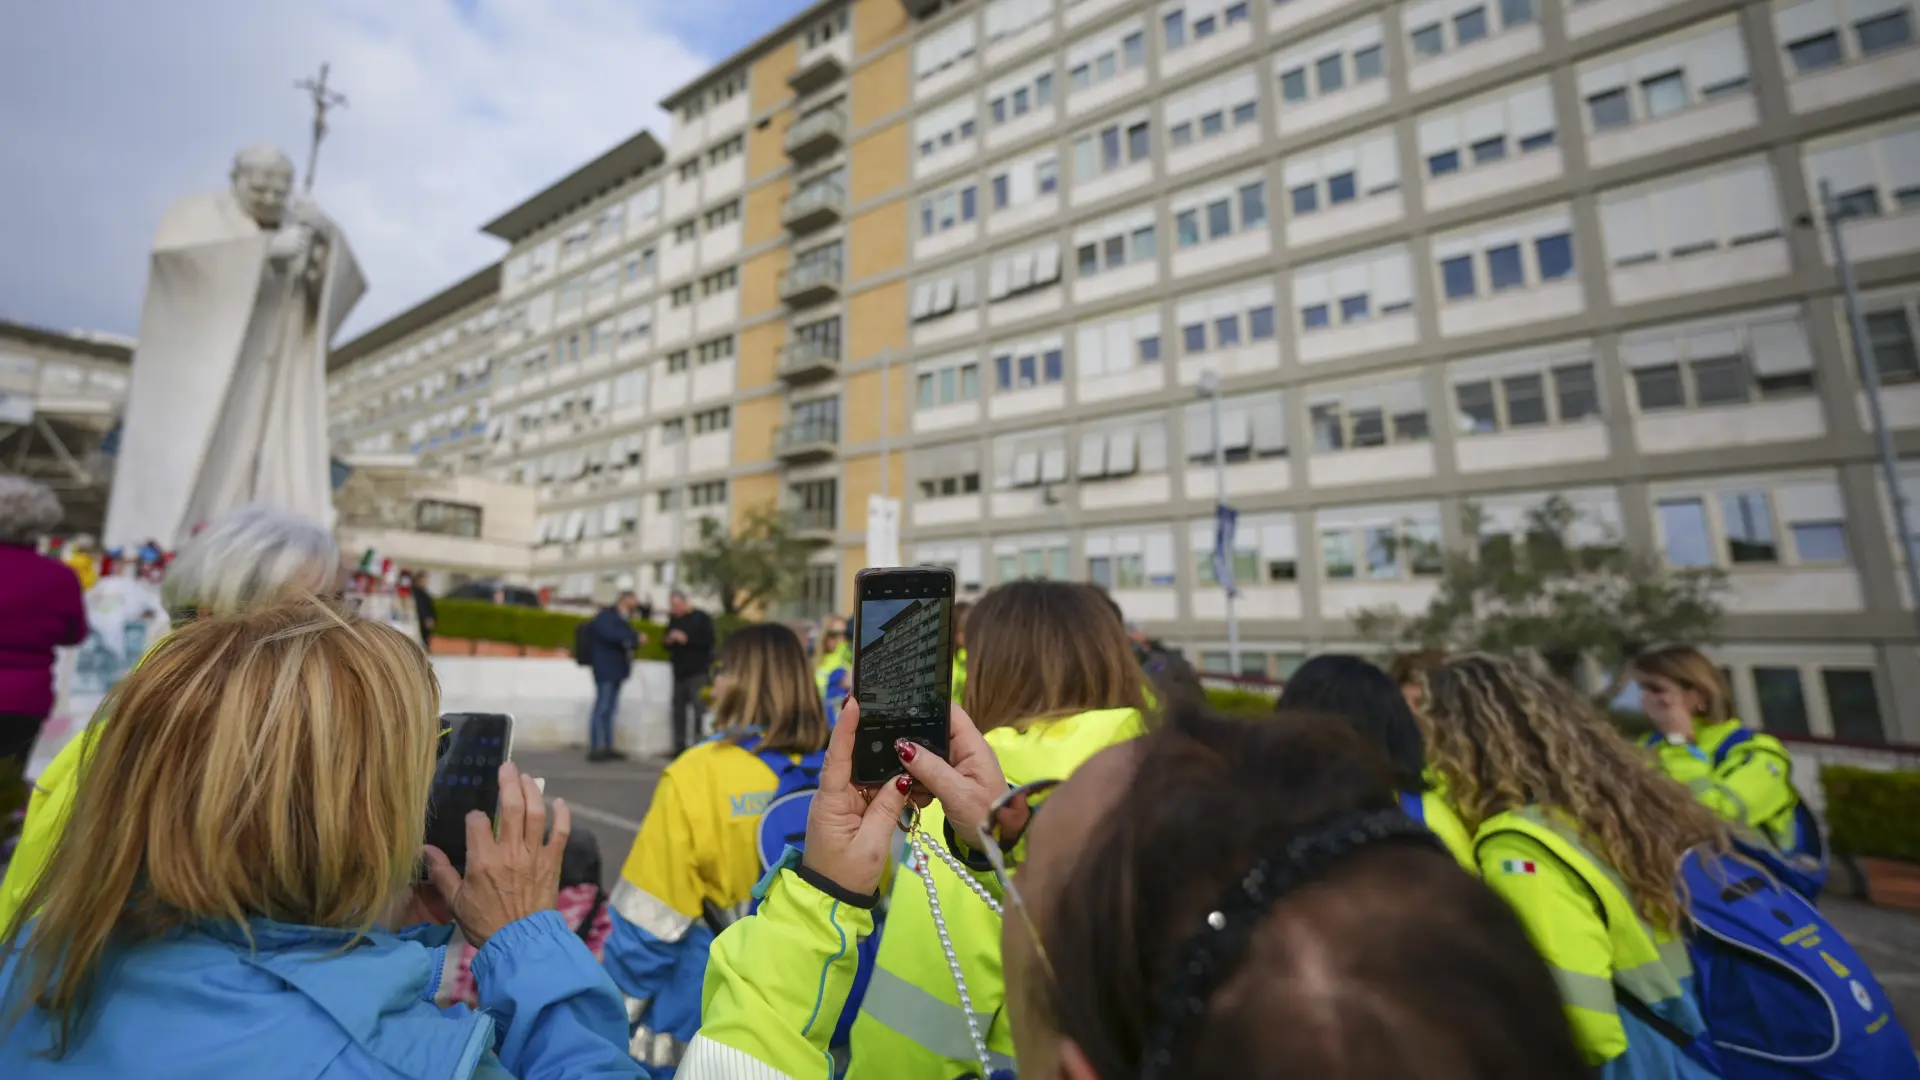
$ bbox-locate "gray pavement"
[528,746,1920,1041]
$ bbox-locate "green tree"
[1352,495,1728,704]
[676,506,817,616]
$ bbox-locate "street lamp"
[1809,180,1920,631]
[1197,369,1240,673]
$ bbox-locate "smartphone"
[426,712,516,875]
[850,566,956,786]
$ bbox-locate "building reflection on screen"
[857,597,947,721]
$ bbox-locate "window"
[1858,9,1913,54]
[702,201,740,229]
[1076,310,1164,379]
[673,220,698,244]
[995,538,1071,582]
[1165,70,1260,154]
[1184,392,1287,464]
[1073,209,1157,279]
[666,350,691,373]
[705,136,744,167]
[1658,475,1852,568]
[1776,0,1916,77]
[985,0,1051,42]
[1578,21,1750,131]
[1319,509,1443,581]
[1822,669,1886,743]
[1658,498,1714,566]
[1072,114,1154,181]
[916,354,983,407]
[1622,308,1818,410]
[1293,245,1415,331]
[1418,82,1557,185]
[1752,667,1813,736]
[1406,0,1534,63]
[915,98,979,159]
[992,335,1066,391]
[1066,18,1147,95]
[1721,491,1777,562]
[677,160,700,184]
[1432,210,1576,301]
[695,335,734,366]
[1193,513,1295,586]
[692,406,732,434]
[1804,122,1920,231]
[915,19,977,81]
[1078,418,1171,482]
[911,268,982,322]
[919,183,980,236]
[1172,176,1268,250]
[688,480,728,507]
[990,150,1060,214]
[1863,304,1920,381]
[1176,282,1278,358]
[1274,19,1387,110]
[987,243,1064,301]
[988,62,1055,127]
[669,284,694,308]
[1308,380,1430,453]
[698,266,737,296]
[1283,130,1400,219]
[803,6,849,49]
[1789,31,1845,72]
[1600,159,1782,267]
[917,469,982,499]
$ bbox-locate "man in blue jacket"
[586,592,644,762]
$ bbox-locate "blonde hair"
[1420,654,1723,934]
[2,601,439,1054]
[716,623,828,754]
[963,581,1149,734]
[1631,645,1733,724]
[812,613,848,666]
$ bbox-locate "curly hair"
[1419,654,1723,934]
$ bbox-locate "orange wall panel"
[737,322,783,391]
[748,111,792,183]
[739,250,788,320]
[743,181,786,249]
[750,41,798,114]
[732,395,784,465]
[848,121,908,204]
[847,199,907,282]
[851,46,908,130]
[845,280,906,364]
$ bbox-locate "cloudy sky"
[0,0,808,343]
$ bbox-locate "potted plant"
[1822,765,1920,912]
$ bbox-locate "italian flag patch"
[1500,859,1538,875]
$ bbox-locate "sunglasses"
[972,778,1062,984]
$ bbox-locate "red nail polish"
[895,774,913,794]
[895,740,917,763]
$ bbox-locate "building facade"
[1,320,134,535]
[327,0,1920,741]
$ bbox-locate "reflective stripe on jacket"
[847,707,1147,1080]
[1646,718,1798,852]
[603,737,779,1070]
[1476,808,1712,1077]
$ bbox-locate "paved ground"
[525,745,1920,1039]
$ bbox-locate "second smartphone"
[849,566,956,786]
[426,711,516,874]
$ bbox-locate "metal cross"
[294,62,348,193]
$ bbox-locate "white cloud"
[0,0,711,341]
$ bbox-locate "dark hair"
[1387,649,1446,688]
[1036,705,1585,1080]
[1276,654,1427,793]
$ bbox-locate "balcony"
[777,335,841,383]
[790,505,837,541]
[779,260,843,307]
[775,419,839,463]
[783,180,845,234]
[788,48,845,96]
[784,107,846,162]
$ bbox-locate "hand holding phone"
[426,713,516,876]
[849,567,956,787]
[883,699,1008,845]
[421,760,572,949]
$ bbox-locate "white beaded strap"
[906,814,1002,1080]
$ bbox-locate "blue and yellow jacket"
[603,737,785,1075]
[1645,718,1800,854]
[814,644,851,715]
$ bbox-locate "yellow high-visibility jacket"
[1647,718,1799,852]
[846,707,1145,1079]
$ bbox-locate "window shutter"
[1508,84,1556,141]
[1185,404,1216,459]
[1077,326,1106,378]
[1882,127,1920,190]
[1749,318,1815,375]
[1260,518,1298,561]
[1105,320,1133,370]
[1657,179,1717,255]
[1221,408,1253,451]
[1462,102,1506,143]
[1417,115,1460,156]
[1717,164,1780,242]
[989,260,1012,300]
[1041,445,1069,483]
[1013,450,1041,485]
[1619,334,1680,368]
[1684,26,1749,91]
[1078,432,1108,477]
[1252,396,1288,453]
[1144,532,1176,578]
[1359,134,1399,189]
[1600,196,1657,264]
[1775,482,1844,524]
[1372,252,1414,310]
[1108,430,1140,475]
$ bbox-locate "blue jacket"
[0,910,644,1080]
[587,607,640,685]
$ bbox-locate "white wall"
[435,657,678,754]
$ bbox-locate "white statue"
[104,143,365,549]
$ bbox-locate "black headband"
[1137,807,1444,1080]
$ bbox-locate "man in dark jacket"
[585,592,644,763]
[407,570,437,649]
[662,590,715,756]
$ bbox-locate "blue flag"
[1212,503,1239,598]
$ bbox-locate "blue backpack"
[1669,849,1918,1080]
[1711,729,1828,900]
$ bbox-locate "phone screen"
[851,568,955,786]
[427,712,515,874]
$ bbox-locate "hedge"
[1822,765,1920,864]
[1205,686,1279,718]
[435,599,751,661]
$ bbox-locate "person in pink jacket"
[0,478,87,853]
